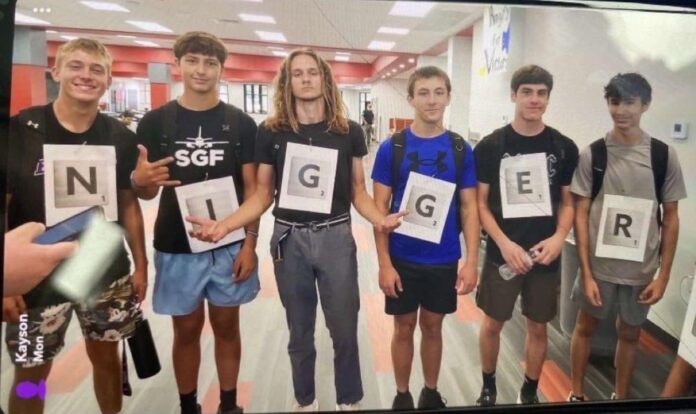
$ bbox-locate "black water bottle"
[127,319,161,379]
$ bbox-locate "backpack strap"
[159,100,179,159]
[448,130,466,190]
[589,138,607,201]
[650,137,669,227]
[390,129,407,187]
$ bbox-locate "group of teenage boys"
[2,29,687,414]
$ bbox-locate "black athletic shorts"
[385,258,458,315]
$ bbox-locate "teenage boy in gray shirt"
[568,73,686,401]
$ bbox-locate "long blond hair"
[265,48,349,134]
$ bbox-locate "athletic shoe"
[417,387,447,409]
[391,391,415,410]
[516,391,540,404]
[293,399,319,412]
[217,404,243,414]
[566,392,585,402]
[336,401,361,411]
[475,387,497,407]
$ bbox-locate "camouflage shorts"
[5,275,142,367]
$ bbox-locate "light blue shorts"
[153,243,260,315]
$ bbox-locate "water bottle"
[499,251,537,281]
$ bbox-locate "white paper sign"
[483,5,511,75]
[43,144,118,226]
[175,176,245,253]
[395,172,456,244]
[678,274,696,369]
[499,152,552,218]
[279,142,338,214]
[595,194,653,262]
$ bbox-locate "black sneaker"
[417,387,446,409]
[182,404,202,414]
[217,404,243,414]
[567,392,585,402]
[392,391,414,410]
[475,387,496,407]
[516,391,540,404]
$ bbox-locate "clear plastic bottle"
[499,251,537,281]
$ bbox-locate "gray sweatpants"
[270,220,364,405]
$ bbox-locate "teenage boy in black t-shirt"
[3,38,146,414]
[186,48,405,411]
[131,32,258,414]
[473,65,578,406]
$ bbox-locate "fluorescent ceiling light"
[61,35,78,40]
[334,55,349,62]
[408,57,415,63]
[399,64,405,68]
[117,34,137,38]
[126,20,173,33]
[271,50,288,57]
[389,1,434,18]
[80,1,130,12]
[46,30,58,33]
[378,26,409,35]
[336,51,351,55]
[267,46,285,50]
[239,13,276,24]
[368,40,395,50]
[134,40,160,47]
[391,68,397,73]
[15,12,50,25]
[255,31,286,42]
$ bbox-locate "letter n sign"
[53,160,109,208]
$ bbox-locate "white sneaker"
[336,401,361,411]
[292,399,319,412]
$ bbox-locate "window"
[244,84,269,114]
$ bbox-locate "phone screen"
[33,207,101,245]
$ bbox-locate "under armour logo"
[222,124,230,132]
[27,121,39,129]
[406,151,448,173]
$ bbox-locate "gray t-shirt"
[571,131,686,286]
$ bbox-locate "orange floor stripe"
[46,341,91,394]
[454,294,484,323]
[520,360,572,403]
[258,256,278,298]
[351,223,371,252]
[639,329,670,355]
[201,380,252,414]
[362,293,394,374]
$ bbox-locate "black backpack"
[589,137,668,226]
[158,101,244,195]
[390,129,467,225]
[159,100,243,172]
[390,129,467,188]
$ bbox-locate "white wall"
[469,6,696,337]
[370,78,413,141]
[340,88,362,124]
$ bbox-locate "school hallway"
[0,145,676,413]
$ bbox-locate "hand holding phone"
[3,222,78,297]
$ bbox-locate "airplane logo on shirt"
[175,127,229,149]
[174,126,229,167]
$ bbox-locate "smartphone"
[33,207,102,245]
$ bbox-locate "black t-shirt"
[255,120,367,222]
[7,103,136,307]
[136,101,257,253]
[362,109,374,125]
[474,124,579,271]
